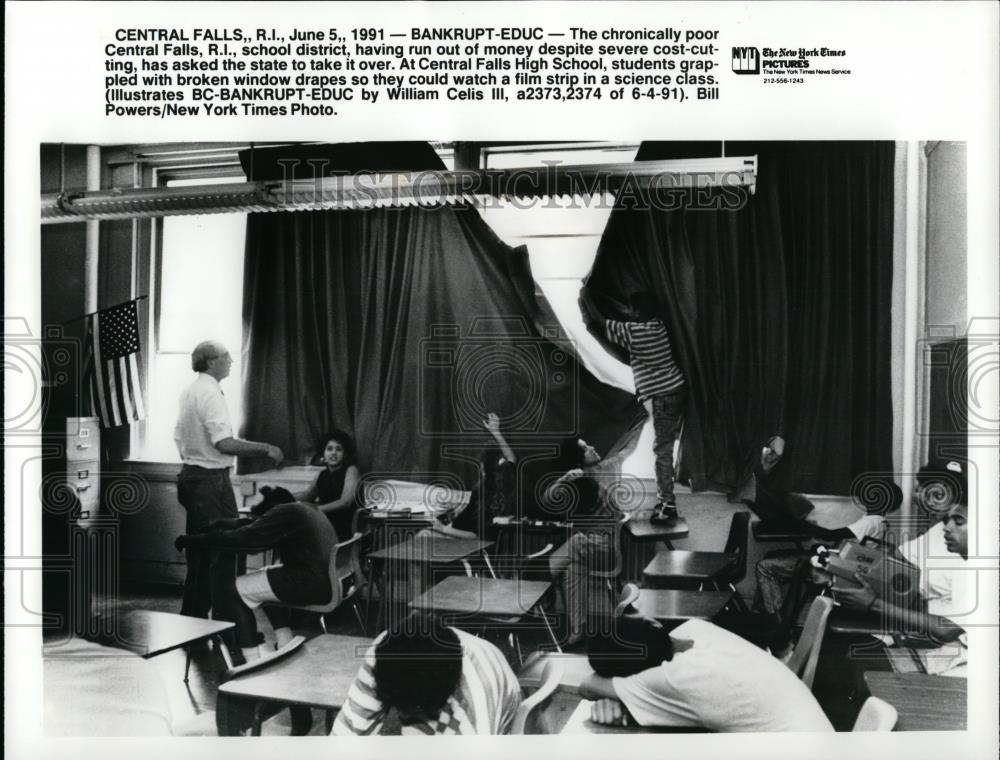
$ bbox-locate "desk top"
[625,589,733,622]
[409,576,551,617]
[219,634,373,708]
[99,610,234,658]
[751,520,812,542]
[367,536,493,563]
[561,700,703,734]
[864,671,967,731]
[643,550,735,582]
[626,515,690,541]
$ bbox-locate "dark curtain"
[581,141,894,495]
[238,142,644,492]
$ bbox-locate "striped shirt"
[605,318,685,401]
[331,628,521,736]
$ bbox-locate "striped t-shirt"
[331,628,521,736]
[605,318,685,401]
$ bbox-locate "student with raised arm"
[427,412,518,540]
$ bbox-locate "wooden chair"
[785,595,834,689]
[642,511,751,611]
[852,696,898,731]
[275,532,367,635]
[509,657,564,734]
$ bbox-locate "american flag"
[85,299,146,427]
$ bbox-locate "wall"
[924,142,967,334]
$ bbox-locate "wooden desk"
[561,699,704,734]
[751,520,811,544]
[367,536,492,565]
[216,633,372,735]
[625,514,690,543]
[96,610,234,659]
[410,576,551,618]
[863,672,967,731]
[643,550,736,588]
[619,589,733,623]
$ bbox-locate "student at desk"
[834,500,970,677]
[581,615,833,732]
[332,614,521,735]
[175,486,338,663]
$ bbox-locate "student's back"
[613,619,833,732]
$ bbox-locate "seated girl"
[543,436,623,647]
[299,430,361,542]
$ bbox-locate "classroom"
[35,140,973,737]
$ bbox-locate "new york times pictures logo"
[731,47,760,75]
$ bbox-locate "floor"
[78,490,872,735]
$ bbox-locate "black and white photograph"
[5,3,998,759]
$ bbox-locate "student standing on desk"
[601,292,686,526]
[299,430,361,542]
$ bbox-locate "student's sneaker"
[614,583,641,617]
[650,499,679,525]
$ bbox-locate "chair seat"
[643,550,736,587]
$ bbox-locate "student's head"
[629,292,659,321]
[313,429,356,469]
[558,436,601,470]
[191,340,233,380]
[587,615,674,677]
[479,446,505,475]
[915,461,967,514]
[251,485,297,517]
[761,435,786,470]
[373,615,463,721]
[942,503,969,559]
[853,476,904,516]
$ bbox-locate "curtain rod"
[41,156,758,224]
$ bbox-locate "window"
[136,178,246,461]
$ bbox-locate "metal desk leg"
[214,634,235,670]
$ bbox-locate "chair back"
[852,696,898,731]
[328,532,364,609]
[589,511,630,581]
[510,657,564,734]
[785,595,834,689]
[720,511,751,583]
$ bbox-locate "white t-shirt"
[611,620,834,732]
[896,522,969,676]
[173,372,234,468]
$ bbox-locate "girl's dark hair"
[587,615,674,677]
[311,429,357,467]
[557,436,586,471]
[373,615,463,720]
